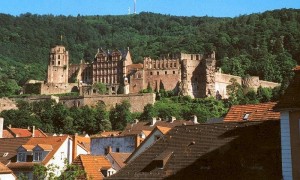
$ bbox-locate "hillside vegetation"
[0,9,300,96]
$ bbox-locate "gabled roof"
[34,144,53,151]
[2,130,14,138]
[224,102,280,122]
[107,121,281,179]
[25,136,68,165]
[0,162,13,174]
[19,145,35,151]
[0,137,30,165]
[275,66,300,110]
[121,120,195,136]
[125,126,172,163]
[72,154,112,180]
[108,152,131,169]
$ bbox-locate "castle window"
[52,61,54,65]
[170,63,172,68]
[165,71,167,75]
[191,55,193,60]
[150,72,153,75]
[58,61,60,65]
[58,55,60,59]
[196,55,199,60]
[173,71,175,74]
[157,72,159,75]
[153,64,156,69]
[158,63,160,69]
[174,63,176,68]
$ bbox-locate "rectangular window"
[58,61,60,65]
[18,152,26,162]
[150,72,153,75]
[165,71,167,75]
[34,151,43,161]
[116,148,120,152]
[173,71,175,74]
[157,72,159,75]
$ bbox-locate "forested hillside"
[0,8,300,96]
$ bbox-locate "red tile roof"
[107,121,281,179]
[275,67,300,110]
[224,102,280,122]
[4,127,47,138]
[72,155,112,180]
[2,130,14,138]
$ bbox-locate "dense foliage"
[0,8,300,96]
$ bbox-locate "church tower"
[47,45,69,84]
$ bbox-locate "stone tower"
[198,51,216,98]
[47,45,69,84]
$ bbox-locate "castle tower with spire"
[47,45,69,84]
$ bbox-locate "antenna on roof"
[134,0,137,14]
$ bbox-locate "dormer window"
[18,152,26,162]
[34,151,43,161]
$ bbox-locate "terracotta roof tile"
[224,102,280,122]
[107,121,281,179]
[7,128,47,138]
[20,145,35,151]
[2,130,14,138]
[25,136,68,165]
[156,126,171,134]
[121,120,196,136]
[36,144,53,151]
[72,155,112,180]
[275,67,300,110]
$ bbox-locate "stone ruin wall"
[60,93,155,112]
[215,72,242,99]
[181,53,203,98]
[0,98,18,113]
[40,83,78,95]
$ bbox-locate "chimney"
[8,124,11,129]
[193,115,198,124]
[72,133,78,161]
[171,116,176,123]
[0,117,3,138]
[32,126,35,137]
[151,117,157,126]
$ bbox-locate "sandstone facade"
[24,45,280,99]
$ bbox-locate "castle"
[24,45,279,99]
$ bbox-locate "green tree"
[109,100,132,130]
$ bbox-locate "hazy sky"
[0,0,299,17]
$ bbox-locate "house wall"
[288,111,300,179]
[46,138,88,177]
[91,135,137,155]
[128,130,164,163]
[0,174,16,180]
[281,111,293,180]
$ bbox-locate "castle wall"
[215,72,242,99]
[60,93,155,112]
[259,80,280,89]
[143,69,181,92]
[181,54,203,98]
[0,98,17,113]
[40,83,78,95]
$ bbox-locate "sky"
[0,0,299,17]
